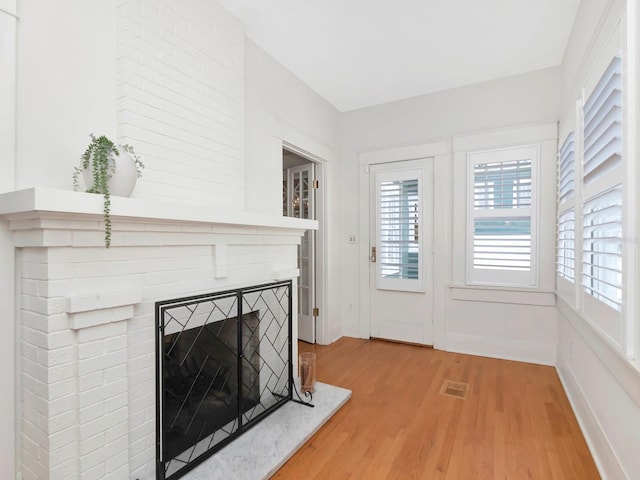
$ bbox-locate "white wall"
[556,1,640,478]
[244,40,342,343]
[15,0,118,191]
[339,67,562,364]
[0,2,17,479]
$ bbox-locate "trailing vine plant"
[73,134,144,248]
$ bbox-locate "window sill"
[449,284,556,307]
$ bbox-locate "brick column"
[67,291,140,480]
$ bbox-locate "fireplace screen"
[155,281,292,480]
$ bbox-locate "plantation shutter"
[558,132,576,204]
[581,54,623,312]
[468,146,538,286]
[583,56,622,185]
[582,187,622,311]
[376,168,424,291]
[557,209,575,282]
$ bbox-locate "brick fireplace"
[0,187,314,480]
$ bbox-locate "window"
[581,55,623,314]
[375,167,424,291]
[467,146,538,286]
[557,209,575,282]
[557,132,576,283]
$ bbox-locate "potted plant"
[73,134,144,248]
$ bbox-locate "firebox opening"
[156,281,292,480]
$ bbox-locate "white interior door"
[287,164,316,343]
[369,158,434,345]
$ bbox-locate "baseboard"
[445,332,556,366]
[556,358,628,480]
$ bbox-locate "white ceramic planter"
[83,149,138,197]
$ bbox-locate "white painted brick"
[46,330,76,350]
[22,325,48,349]
[49,440,77,465]
[78,350,127,376]
[79,436,128,473]
[22,373,46,398]
[105,421,128,444]
[127,369,152,388]
[48,393,77,417]
[39,279,74,298]
[77,322,127,343]
[127,381,151,405]
[21,262,48,280]
[21,436,41,465]
[46,314,72,334]
[69,305,134,330]
[45,410,76,435]
[21,247,46,263]
[22,278,39,295]
[66,290,141,313]
[79,371,104,392]
[80,432,105,456]
[40,345,74,367]
[118,0,245,207]
[47,363,75,385]
[47,378,75,400]
[79,402,104,425]
[21,342,39,362]
[105,392,128,414]
[128,354,152,374]
[103,463,129,480]
[21,389,47,418]
[22,357,48,384]
[104,364,127,383]
[21,450,47,480]
[105,448,129,473]
[48,425,75,452]
[78,340,103,360]
[80,406,128,440]
[47,263,76,280]
[129,449,155,478]
[79,379,127,409]
[127,420,154,446]
[81,462,105,480]
[49,459,75,480]
[104,334,127,353]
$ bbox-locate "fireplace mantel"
[0,187,317,234]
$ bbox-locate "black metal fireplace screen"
[155,281,293,480]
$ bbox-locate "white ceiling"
[218,0,581,112]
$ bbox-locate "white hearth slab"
[183,382,351,480]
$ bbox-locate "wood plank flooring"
[273,337,599,480]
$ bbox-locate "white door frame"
[358,140,451,350]
[283,140,328,345]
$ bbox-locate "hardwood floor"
[273,338,599,480]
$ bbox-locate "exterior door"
[369,158,434,345]
[287,163,316,343]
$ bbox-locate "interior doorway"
[282,147,321,344]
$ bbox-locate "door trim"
[283,140,328,344]
[358,140,450,347]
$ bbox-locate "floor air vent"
[439,380,470,400]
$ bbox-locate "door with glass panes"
[287,163,316,343]
[369,158,434,345]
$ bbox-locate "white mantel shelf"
[0,187,318,231]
